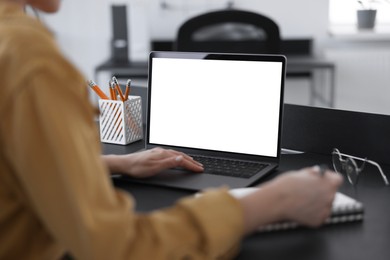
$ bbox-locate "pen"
[124,79,131,101]
[314,164,328,177]
[88,80,109,100]
[112,76,125,102]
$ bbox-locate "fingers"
[327,170,344,186]
[156,155,203,172]
[175,155,204,172]
[150,147,204,172]
[308,165,344,187]
[309,166,342,227]
[150,148,194,162]
[277,166,343,228]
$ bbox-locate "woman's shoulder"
[1,16,57,54]
[0,10,86,112]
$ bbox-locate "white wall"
[40,0,390,114]
[41,0,330,78]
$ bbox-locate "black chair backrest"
[175,9,281,54]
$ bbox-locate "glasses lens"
[332,151,343,174]
[345,158,359,185]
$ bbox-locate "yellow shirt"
[0,3,244,260]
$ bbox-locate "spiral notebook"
[228,188,364,232]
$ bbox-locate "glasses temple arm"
[368,160,390,186]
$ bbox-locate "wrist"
[263,179,290,221]
[239,182,286,234]
[102,154,129,174]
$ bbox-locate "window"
[329,0,390,25]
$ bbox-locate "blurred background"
[38,0,390,115]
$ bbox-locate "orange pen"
[112,76,125,102]
[88,80,109,100]
[124,79,131,101]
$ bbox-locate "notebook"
[227,188,364,232]
[124,51,286,191]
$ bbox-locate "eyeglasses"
[332,148,389,186]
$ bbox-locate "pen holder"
[98,96,143,145]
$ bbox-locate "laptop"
[124,51,286,191]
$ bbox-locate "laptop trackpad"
[122,168,250,191]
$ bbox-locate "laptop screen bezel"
[146,51,286,164]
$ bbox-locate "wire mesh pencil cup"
[98,96,143,145]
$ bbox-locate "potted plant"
[356,0,377,29]
[356,0,390,29]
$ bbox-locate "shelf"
[328,24,390,40]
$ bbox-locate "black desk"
[94,56,335,108]
[101,104,390,260]
[103,146,390,260]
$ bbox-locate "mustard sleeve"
[5,60,244,259]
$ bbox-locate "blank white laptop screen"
[149,57,283,158]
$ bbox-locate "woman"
[0,0,342,259]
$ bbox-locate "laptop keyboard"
[191,155,268,179]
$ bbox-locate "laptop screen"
[147,52,285,158]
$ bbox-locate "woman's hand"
[102,147,204,178]
[269,167,343,226]
[239,166,343,234]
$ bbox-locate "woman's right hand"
[238,166,343,234]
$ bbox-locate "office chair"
[174,9,281,54]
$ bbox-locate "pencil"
[109,80,116,100]
[88,80,109,100]
[124,79,131,101]
[112,76,125,102]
